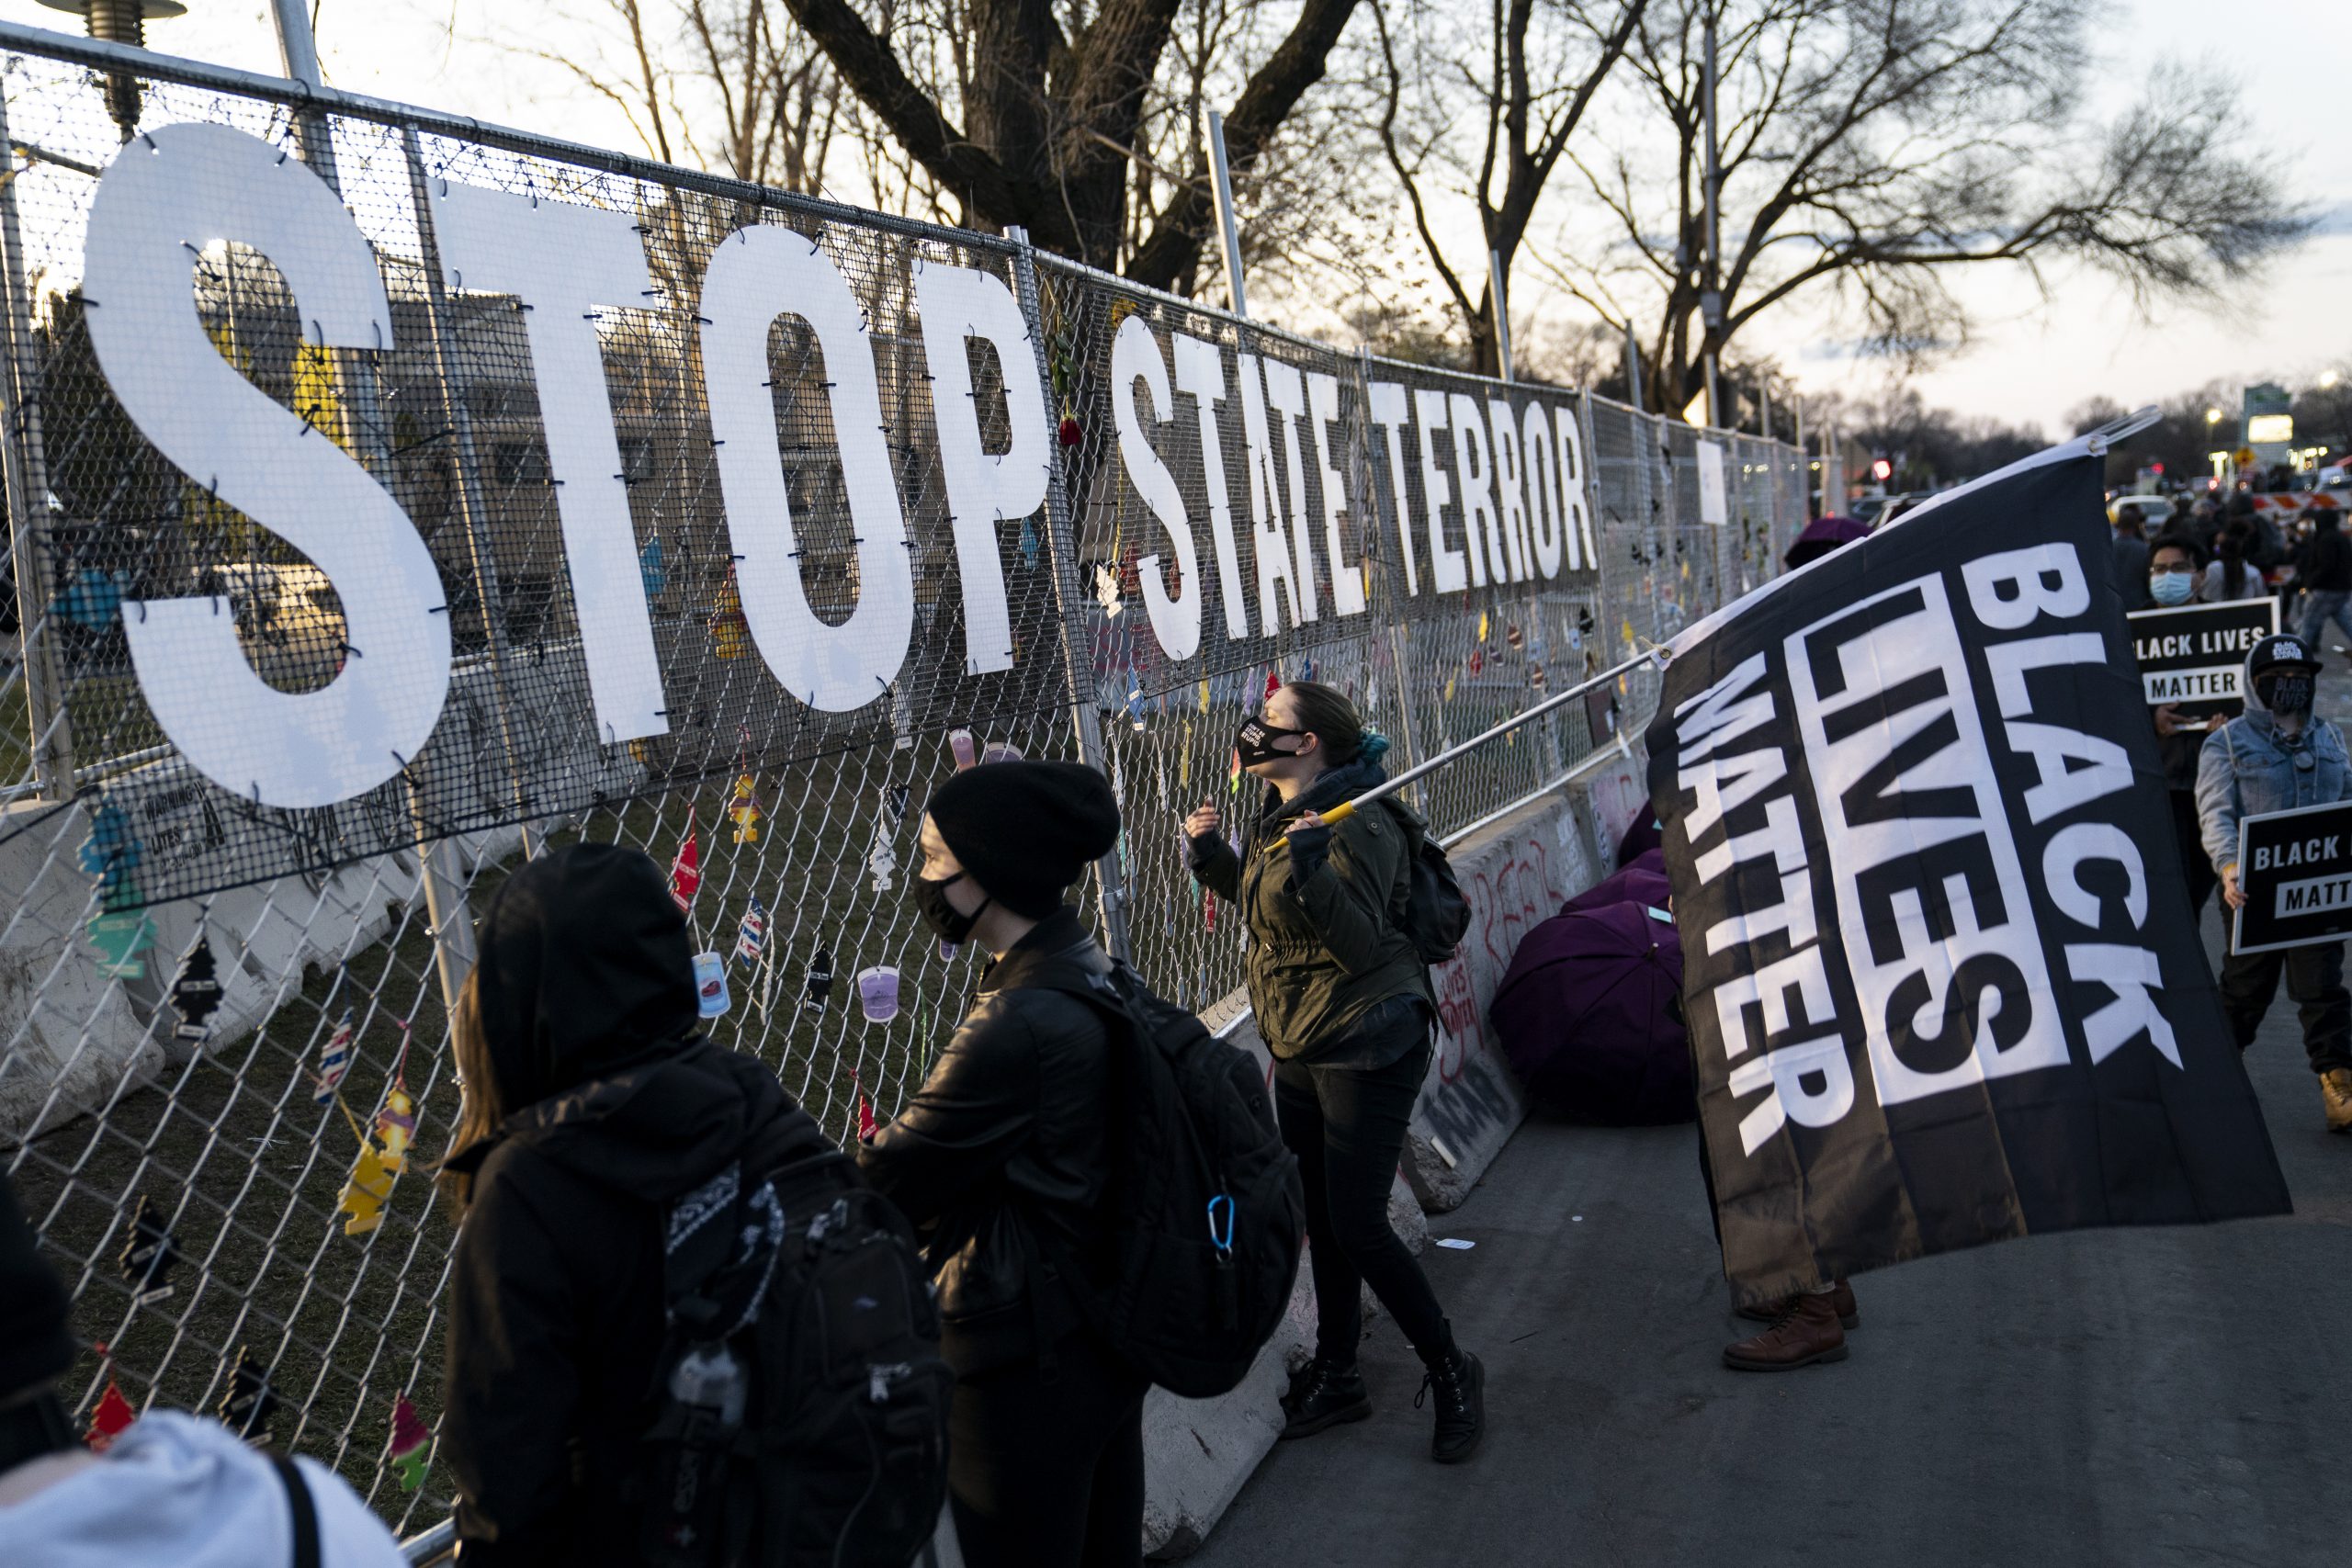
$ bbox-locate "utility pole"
[1701,7,1724,430]
[1488,250,1514,381]
[1204,108,1248,318]
[1625,321,1645,412]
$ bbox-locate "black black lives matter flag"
[1645,453,2290,1304]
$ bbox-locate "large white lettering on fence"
[77,122,1612,815]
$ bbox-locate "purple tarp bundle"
[1491,897,1691,1126]
[1566,848,1668,917]
[1615,811,1665,869]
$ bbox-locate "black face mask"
[910,871,989,944]
[2259,672,2315,717]
[1235,716,1310,768]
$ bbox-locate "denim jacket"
[2195,649,2352,874]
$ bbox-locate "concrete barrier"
[0,655,628,1145]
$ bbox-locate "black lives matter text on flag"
[2233,800,2352,953]
[2127,599,2278,721]
[1647,453,2290,1308]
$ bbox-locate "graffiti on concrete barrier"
[1419,1054,1516,1153]
[1419,831,1571,1159]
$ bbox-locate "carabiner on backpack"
[1205,1193,1235,1257]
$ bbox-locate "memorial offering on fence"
[2233,800,2352,953]
[2128,599,2278,720]
[1646,448,2290,1311]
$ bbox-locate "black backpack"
[1041,961,1306,1399]
[1383,802,1472,965]
[637,1151,952,1568]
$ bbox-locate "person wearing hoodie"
[436,842,832,1563]
[2196,634,2352,1133]
[855,759,1140,1568]
[0,1173,407,1567]
[1182,682,1485,1463]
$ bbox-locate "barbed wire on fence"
[0,38,1807,1540]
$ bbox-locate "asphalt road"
[1190,650,2352,1568]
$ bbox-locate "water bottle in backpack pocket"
[638,1152,952,1568]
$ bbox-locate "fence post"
[0,90,79,800]
[398,121,538,860]
[1005,229,1133,962]
[281,109,478,1011]
[1356,348,1429,790]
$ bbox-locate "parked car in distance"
[193,560,347,692]
[2108,494,2175,530]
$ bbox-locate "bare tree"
[482,1,848,195]
[774,0,1368,285]
[1372,0,1647,376]
[1544,0,2312,415]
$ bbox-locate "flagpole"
[1317,650,1653,826]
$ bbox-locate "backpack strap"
[268,1454,321,1568]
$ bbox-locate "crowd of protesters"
[11,489,2352,1566]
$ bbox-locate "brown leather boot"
[1724,1291,1849,1371]
[1736,1278,1858,1328]
[2322,1067,2352,1134]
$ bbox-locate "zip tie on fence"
[1314,649,1653,829]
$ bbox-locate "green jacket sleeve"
[1187,831,1241,902]
[1284,815,1402,976]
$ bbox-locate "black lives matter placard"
[1646,455,2290,1306]
[2234,801,2352,953]
[2128,600,2278,720]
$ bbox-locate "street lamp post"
[35,0,186,140]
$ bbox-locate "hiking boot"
[1723,1292,1849,1371]
[2323,1067,2352,1134]
[1415,1349,1485,1463]
[1279,1358,1372,1439]
[1736,1278,1859,1329]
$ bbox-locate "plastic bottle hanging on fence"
[857,966,901,1024]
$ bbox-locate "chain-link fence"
[0,29,1809,1546]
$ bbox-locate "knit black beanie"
[0,1173,74,1404]
[927,760,1120,919]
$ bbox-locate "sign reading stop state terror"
[2127,600,2278,720]
[1646,451,2290,1308]
[2234,801,2352,953]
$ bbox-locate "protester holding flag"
[2196,634,2352,1131]
[1654,445,2290,1359]
[2147,534,2222,924]
[856,761,1146,1568]
[1184,682,1485,1463]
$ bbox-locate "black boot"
[1280,1357,1373,1439]
[1416,1348,1485,1463]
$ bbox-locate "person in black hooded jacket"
[436,842,831,1565]
[855,760,1140,1568]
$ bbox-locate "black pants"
[2218,939,2352,1074]
[1272,1032,1451,1368]
[2168,790,2217,926]
[946,1328,1147,1568]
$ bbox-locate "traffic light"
[1871,458,1894,482]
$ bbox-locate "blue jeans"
[2299,589,2352,649]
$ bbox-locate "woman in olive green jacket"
[1185,681,1484,1465]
